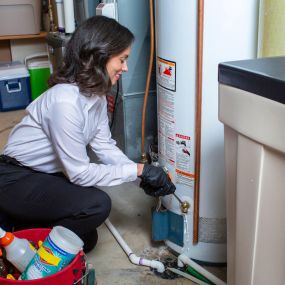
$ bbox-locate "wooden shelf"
[0,31,48,41]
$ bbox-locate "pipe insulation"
[104,219,165,273]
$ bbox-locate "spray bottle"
[0,227,36,272]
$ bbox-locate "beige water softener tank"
[218,56,285,285]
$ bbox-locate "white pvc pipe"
[168,267,211,285]
[104,219,165,273]
[63,0,75,33]
[177,254,227,285]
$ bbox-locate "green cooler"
[25,53,51,100]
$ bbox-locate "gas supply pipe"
[193,0,204,244]
[140,0,154,164]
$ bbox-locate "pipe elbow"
[129,254,165,273]
[177,254,190,267]
[150,260,165,273]
[129,253,140,264]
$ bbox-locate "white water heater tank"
[155,0,258,263]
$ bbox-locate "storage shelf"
[0,31,47,41]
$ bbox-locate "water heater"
[155,0,258,263]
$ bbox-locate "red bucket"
[0,228,85,285]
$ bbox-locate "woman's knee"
[84,189,111,219]
[98,191,112,219]
[54,191,112,233]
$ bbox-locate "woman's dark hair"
[48,16,134,96]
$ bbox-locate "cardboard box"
[0,0,41,36]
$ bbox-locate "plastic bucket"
[27,61,50,101]
[0,228,85,285]
[21,226,83,280]
[24,53,51,101]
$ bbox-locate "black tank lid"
[218,56,285,104]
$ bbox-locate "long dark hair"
[48,16,134,96]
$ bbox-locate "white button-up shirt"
[4,84,137,187]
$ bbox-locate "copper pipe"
[193,0,204,244]
[48,0,56,32]
[140,0,155,164]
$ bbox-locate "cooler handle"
[24,52,49,67]
[6,81,22,93]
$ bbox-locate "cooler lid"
[0,61,29,80]
[218,56,285,104]
[27,58,51,69]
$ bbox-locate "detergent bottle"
[0,227,36,272]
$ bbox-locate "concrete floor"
[0,110,226,285]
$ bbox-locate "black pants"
[0,155,111,253]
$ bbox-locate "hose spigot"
[180,200,190,214]
[162,167,190,214]
[172,193,190,214]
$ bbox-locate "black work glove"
[139,164,176,197]
[140,181,170,197]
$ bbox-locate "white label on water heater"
[158,116,175,165]
[158,84,175,165]
[157,56,194,186]
[158,85,174,121]
[175,134,194,187]
[157,57,176,91]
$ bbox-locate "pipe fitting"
[180,200,190,214]
[105,219,165,273]
[140,153,148,164]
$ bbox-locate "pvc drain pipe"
[177,254,226,285]
[105,219,165,273]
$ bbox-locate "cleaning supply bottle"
[0,227,36,272]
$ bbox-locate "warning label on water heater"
[157,57,176,91]
[158,84,175,165]
[175,133,194,187]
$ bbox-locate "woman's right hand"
[138,164,176,197]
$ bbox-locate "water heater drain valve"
[173,193,190,214]
[162,167,190,214]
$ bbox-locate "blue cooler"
[0,61,31,111]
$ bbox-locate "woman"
[0,16,175,252]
